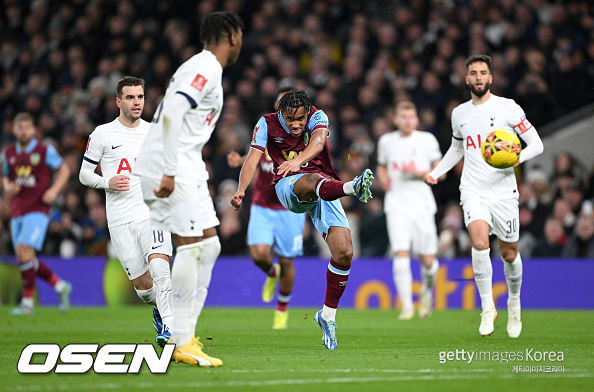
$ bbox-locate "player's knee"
[278,257,293,270]
[333,245,353,265]
[250,247,270,264]
[294,174,322,202]
[16,247,35,264]
[501,248,518,263]
[471,240,490,251]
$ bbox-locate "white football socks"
[135,286,156,306]
[393,256,413,312]
[171,241,203,346]
[472,248,495,311]
[189,236,221,335]
[321,305,337,321]
[149,257,173,330]
[421,259,439,296]
[504,252,523,309]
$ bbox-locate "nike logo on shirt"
[112,145,122,149]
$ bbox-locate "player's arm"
[423,138,463,186]
[231,148,263,211]
[41,144,70,204]
[514,128,543,167]
[376,164,390,192]
[43,161,70,205]
[79,160,130,191]
[508,103,543,167]
[154,92,193,198]
[277,127,327,177]
[1,154,20,196]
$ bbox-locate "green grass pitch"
[2,306,593,392]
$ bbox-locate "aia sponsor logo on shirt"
[191,74,208,91]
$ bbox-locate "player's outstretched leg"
[314,310,337,350]
[353,168,374,203]
[172,336,223,367]
[262,264,280,303]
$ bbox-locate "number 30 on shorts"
[506,219,517,234]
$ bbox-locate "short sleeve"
[83,129,103,165]
[175,66,217,109]
[507,100,533,135]
[250,117,268,152]
[427,134,443,162]
[2,153,8,176]
[308,110,329,133]
[45,144,64,170]
[377,135,388,166]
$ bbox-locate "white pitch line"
[11,373,594,391]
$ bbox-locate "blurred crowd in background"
[1,0,594,259]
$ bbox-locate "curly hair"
[276,89,312,116]
[199,11,244,45]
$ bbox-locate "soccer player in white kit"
[377,101,442,320]
[424,55,544,338]
[79,77,174,346]
[134,12,243,367]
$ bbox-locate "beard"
[470,81,491,97]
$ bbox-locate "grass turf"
[2,306,593,392]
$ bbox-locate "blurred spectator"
[437,203,470,259]
[358,197,389,257]
[532,217,568,258]
[0,0,593,257]
[561,216,594,258]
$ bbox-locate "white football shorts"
[461,196,519,243]
[109,219,173,280]
[386,210,438,256]
[140,177,220,237]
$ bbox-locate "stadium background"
[0,0,593,309]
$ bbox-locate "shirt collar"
[16,139,38,154]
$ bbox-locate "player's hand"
[230,191,245,211]
[423,173,437,186]
[227,151,244,168]
[41,188,58,204]
[381,178,390,192]
[5,181,20,197]
[154,175,175,198]
[513,160,521,168]
[277,159,301,178]
[109,175,130,191]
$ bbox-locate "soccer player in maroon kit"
[231,90,373,349]
[227,88,306,330]
[2,112,72,315]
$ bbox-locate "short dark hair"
[199,11,244,45]
[465,54,492,73]
[277,89,312,116]
[116,76,145,98]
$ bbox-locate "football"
[481,129,522,169]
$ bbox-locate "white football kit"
[134,50,221,236]
[377,130,442,255]
[82,118,173,279]
[450,94,534,242]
